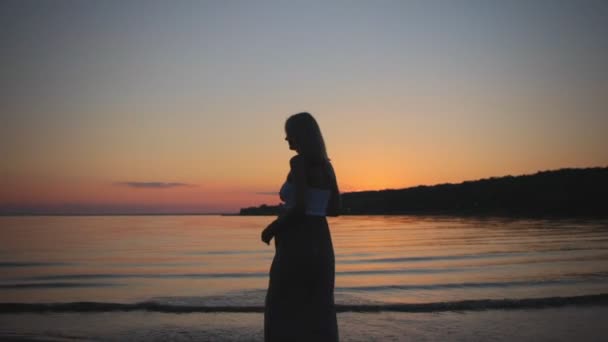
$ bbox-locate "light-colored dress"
[279,181,331,216]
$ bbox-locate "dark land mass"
[240,167,608,217]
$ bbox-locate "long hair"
[286,112,341,216]
[285,112,329,162]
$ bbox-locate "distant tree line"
[239,167,608,217]
[239,204,282,216]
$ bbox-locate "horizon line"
[2,165,605,216]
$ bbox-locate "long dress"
[264,181,339,342]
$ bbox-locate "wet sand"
[2,305,608,341]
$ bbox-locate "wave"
[0,262,72,268]
[0,282,123,289]
[1,293,607,314]
[12,269,608,284]
[15,268,466,281]
[339,277,608,291]
[4,275,604,291]
[338,248,608,265]
[185,250,272,255]
[18,272,268,281]
[340,252,521,264]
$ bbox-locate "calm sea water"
[1,215,607,309]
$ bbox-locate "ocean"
[1,215,607,341]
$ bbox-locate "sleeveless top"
[279,181,331,217]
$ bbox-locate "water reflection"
[0,215,607,305]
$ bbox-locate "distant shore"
[240,167,608,217]
[2,167,605,217]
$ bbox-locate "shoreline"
[3,293,608,314]
[2,306,607,341]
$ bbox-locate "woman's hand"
[261,220,277,245]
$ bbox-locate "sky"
[1,0,607,214]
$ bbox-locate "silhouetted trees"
[240,204,282,215]
[240,167,608,217]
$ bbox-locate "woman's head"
[284,112,328,161]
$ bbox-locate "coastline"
[240,167,608,217]
[2,305,607,341]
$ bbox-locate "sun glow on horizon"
[2,1,607,213]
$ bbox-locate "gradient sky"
[1,0,607,213]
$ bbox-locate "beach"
[2,306,608,341]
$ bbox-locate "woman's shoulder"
[289,154,303,165]
[289,155,308,171]
[290,154,328,167]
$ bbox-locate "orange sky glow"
[1,2,607,213]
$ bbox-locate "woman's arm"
[261,155,308,244]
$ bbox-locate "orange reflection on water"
[2,215,608,305]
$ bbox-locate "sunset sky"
[2,0,607,214]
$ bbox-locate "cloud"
[114,181,195,189]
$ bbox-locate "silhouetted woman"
[261,112,341,342]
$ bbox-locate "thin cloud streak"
[114,182,195,189]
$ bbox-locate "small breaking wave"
[339,277,608,291]
[1,293,607,314]
[0,282,123,289]
[12,267,465,282]
[0,261,73,268]
[18,272,267,281]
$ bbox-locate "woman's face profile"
[285,134,297,151]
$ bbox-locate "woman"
[261,112,341,342]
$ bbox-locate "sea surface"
[1,215,608,341]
